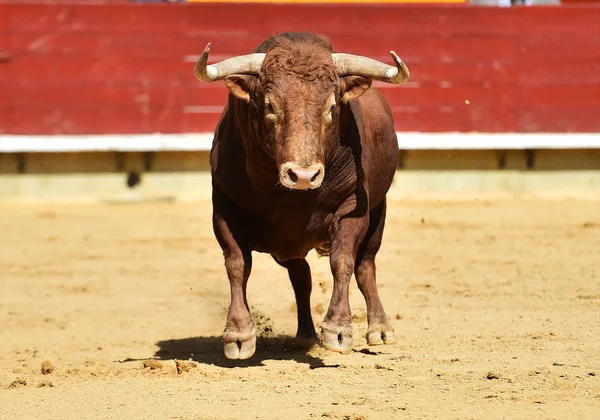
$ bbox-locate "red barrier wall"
[1,3,599,135]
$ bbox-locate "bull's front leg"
[321,208,369,354]
[213,209,255,360]
[222,247,254,360]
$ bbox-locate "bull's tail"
[315,242,332,257]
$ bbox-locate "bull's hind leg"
[213,191,256,360]
[355,199,396,346]
[273,257,318,346]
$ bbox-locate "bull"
[193,32,410,359]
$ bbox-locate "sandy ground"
[0,198,599,419]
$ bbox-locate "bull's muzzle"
[279,162,325,190]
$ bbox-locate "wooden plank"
[384,85,516,107]
[9,85,71,108]
[394,61,517,84]
[0,65,9,85]
[9,4,188,34]
[515,7,600,36]
[0,4,10,34]
[9,32,270,59]
[183,112,224,134]
[0,110,10,134]
[0,34,10,52]
[518,108,600,133]
[9,108,186,135]
[518,85,600,108]
[0,82,11,111]
[521,32,600,51]
[11,83,187,109]
[0,32,10,88]
[182,85,229,108]
[7,4,71,33]
[392,106,517,132]
[0,79,10,133]
[518,56,600,85]
[11,58,185,85]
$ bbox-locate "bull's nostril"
[287,169,298,183]
[310,170,320,183]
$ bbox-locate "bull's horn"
[332,51,410,84]
[194,42,266,82]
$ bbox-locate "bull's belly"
[254,244,313,261]
[252,235,327,261]
[249,224,328,262]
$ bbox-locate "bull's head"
[193,38,410,190]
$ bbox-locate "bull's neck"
[244,142,280,191]
[228,98,278,191]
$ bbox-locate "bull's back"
[353,88,399,207]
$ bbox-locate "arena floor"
[1,198,599,419]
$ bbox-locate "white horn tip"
[206,65,218,80]
[385,67,399,79]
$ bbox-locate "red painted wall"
[1,3,599,135]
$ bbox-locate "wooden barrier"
[0,3,599,135]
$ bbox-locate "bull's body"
[197,33,408,359]
[211,82,398,261]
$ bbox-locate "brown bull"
[193,32,410,359]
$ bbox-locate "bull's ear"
[340,76,372,103]
[224,75,256,103]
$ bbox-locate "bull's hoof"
[321,321,353,354]
[223,328,257,360]
[366,324,396,346]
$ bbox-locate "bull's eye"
[324,103,335,127]
[265,101,274,116]
[264,100,277,125]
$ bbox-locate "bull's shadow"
[153,335,336,369]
